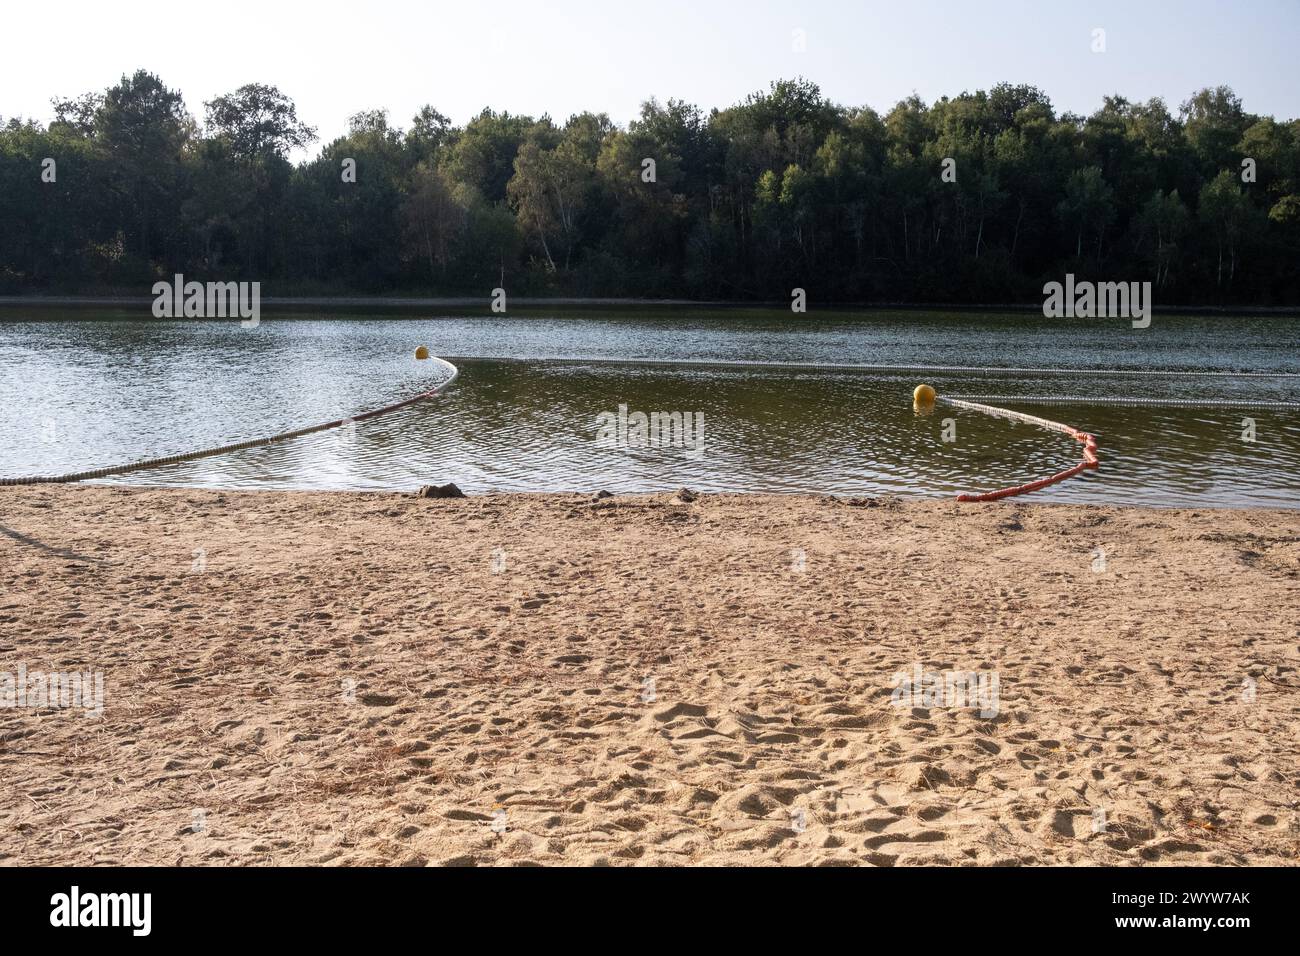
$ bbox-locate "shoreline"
[3,486,1297,865]
[1,295,1298,317]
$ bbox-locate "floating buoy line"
[918,379,1296,502]
[0,354,457,486]
[529,355,1300,379]
[943,396,1100,503]
[3,354,1292,496]
[949,394,1300,408]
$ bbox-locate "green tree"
[1198,170,1254,289]
[447,109,532,204]
[1135,190,1190,287]
[1181,86,1252,173]
[204,84,315,160]
[507,125,593,273]
[1057,166,1116,259]
[97,70,193,264]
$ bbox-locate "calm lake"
[1,307,1297,508]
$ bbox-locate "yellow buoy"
[913,383,936,406]
[415,345,430,360]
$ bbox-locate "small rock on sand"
[417,483,465,499]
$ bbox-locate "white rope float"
[914,387,1099,503]
[948,394,1300,408]
[0,356,458,486]
[924,377,1297,501]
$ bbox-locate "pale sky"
[3,0,1297,156]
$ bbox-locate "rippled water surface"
[1,308,1297,507]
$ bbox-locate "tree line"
[2,71,1298,304]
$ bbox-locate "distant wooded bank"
[2,73,1298,305]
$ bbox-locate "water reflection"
[0,313,1296,508]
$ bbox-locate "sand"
[1,486,1297,866]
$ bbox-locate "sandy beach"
[1,486,1297,866]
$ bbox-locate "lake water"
[1,308,1297,508]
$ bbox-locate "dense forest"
[2,71,1298,304]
